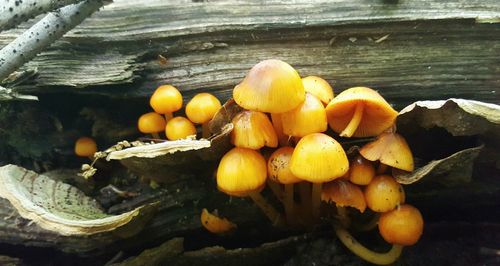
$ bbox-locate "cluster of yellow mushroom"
[213,59,423,265]
[137,85,222,140]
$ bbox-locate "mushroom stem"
[298,182,312,225]
[335,225,403,265]
[377,163,389,174]
[201,122,211,138]
[248,191,285,227]
[267,179,284,203]
[283,184,297,225]
[337,206,351,228]
[311,182,322,220]
[164,112,173,122]
[353,213,380,232]
[340,103,364,137]
[151,132,161,139]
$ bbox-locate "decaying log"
[0,0,497,108]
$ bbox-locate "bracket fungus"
[325,87,398,138]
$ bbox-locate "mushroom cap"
[364,175,405,212]
[268,147,301,185]
[150,85,183,114]
[165,116,197,140]
[200,208,237,234]
[360,132,414,172]
[290,133,349,183]
[231,110,278,149]
[349,155,376,185]
[325,87,398,137]
[233,59,305,113]
[74,137,97,157]
[186,93,222,124]
[321,179,366,213]
[217,147,267,197]
[281,93,328,137]
[302,76,334,105]
[138,112,166,134]
[378,204,424,246]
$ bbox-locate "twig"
[0,0,106,81]
[0,0,86,31]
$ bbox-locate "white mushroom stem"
[0,0,86,31]
[335,225,403,265]
[0,0,106,81]
[340,103,364,137]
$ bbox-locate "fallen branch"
[0,0,85,31]
[0,0,106,81]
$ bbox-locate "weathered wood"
[0,0,497,107]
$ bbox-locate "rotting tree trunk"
[0,0,499,264]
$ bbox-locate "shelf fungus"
[0,165,157,236]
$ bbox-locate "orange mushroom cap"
[231,110,278,149]
[165,116,197,140]
[359,132,414,172]
[321,179,366,213]
[233,59,305,113]
[302,76,334,105]
[349,155,376,185]
[281,93,328,137]
[267,147,301,185]
[149,85,183,114]
[364,175,405,213]
[378,204,424,246]
[290,133,349,183]
[186,93,222,124]
[74,137,97,157]
[325,87,398,137]
[217,147,267,197]
[200,208,237,234]
[137,112,166,134]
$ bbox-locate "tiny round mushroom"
[281,93,328,137]
[302,76,334,105]
[233,59,305,113]
[217,147,285,226]
[290,133,349,220]
[231,110,278,150]
[74,136,97,159]
[325,87,398,138]
[137,112,166,139]
[150,84,183,121]
[378,204,424,246]
[364,175,405,213]
[165,116,197,140]
[185,92,222,138]
[349,155,376,185]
